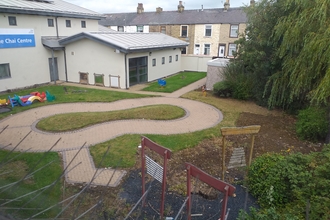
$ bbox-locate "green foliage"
[247,145,330,219]
[221,61,254,100]
[213,81,232,97]
[238,207,300,220]
[296,107,328,141]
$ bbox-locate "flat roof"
[59,32,189,53]
[0,0,104,19]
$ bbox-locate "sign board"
[0,29,36,49]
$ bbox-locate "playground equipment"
[158,78,166,88]
[0,99,8,106]
[8,91,51,108]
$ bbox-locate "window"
[175,55,178,61]
[66,20,71,27]
[0,63,11,79]
[205,25,212,36]
[230,24,239,37]
[160,26,166,34]
[137,25,143,32]
[47,18,54,27]
[118,26,124,32]
[169,56,172,63]
[181,47,187,54]
[181,25,188,37]
[8,16,17,26]
[204,44,210,55]
[152,58,156,66]
[228,43,237,56]
[162,57,165,64]
[81,21,86,28]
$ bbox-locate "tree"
[267,0,330,142]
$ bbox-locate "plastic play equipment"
[0,99,7,105]
[46,91,55,102]
[8,91,49,108]
[158,79,166,88]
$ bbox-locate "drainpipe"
[125,53,128,89]
[51,49,56,85]
[63,48,68,82]
[55,17,59,38]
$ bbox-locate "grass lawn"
[142,71,206,93]
[0,150,62,218]
[37,104,185,132]
[0,84,153,120]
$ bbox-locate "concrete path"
[0,78,223,187]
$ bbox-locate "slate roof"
[59,32,189,53]
[0,0,104,19]
[99,7,247,26]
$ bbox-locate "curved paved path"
[0,78,223,186]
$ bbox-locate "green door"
[129,56,148,86]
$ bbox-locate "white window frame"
[181,25,188,37]
[160,26,166,34]
[204,44,211,55]
[230,24,239,38]
[0,63,11,79]
[194,44,200,55]
[228,43,237,57]
[205,24,212,37]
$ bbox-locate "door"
[194,44,200,55]
[218,45,225,57]
[129,56,148,86]
[48,57,59,81]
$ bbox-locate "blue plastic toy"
[158,79,166,87]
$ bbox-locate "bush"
[247,145,330,219]
[213,81,232,97]
[296,107,328,142]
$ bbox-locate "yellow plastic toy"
[0,99,7,105]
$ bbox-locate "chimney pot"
[224,0,230,11]
[156,7,163,13]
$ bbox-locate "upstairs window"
[230,24,239,37]
[66,20,71,28]
[205,25,212,37]
[118,26,124,32]
[81,21,86,28]
[181,47,187,54]
[181,25,188,37]
[137,25,143,32]
[8,16,17,26]
[204,44,210,55]
[160,26,166,34]
[47,18,54,27]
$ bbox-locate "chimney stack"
[178,1,184,13]
[156,7,163,13]
[224,0,230,11]
[137,3,144,14]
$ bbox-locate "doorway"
[128,56,148,86]
[218,45,226,57]
[48,57,59,81]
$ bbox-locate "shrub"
[213,81,232,97]
[296,107,328,142]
